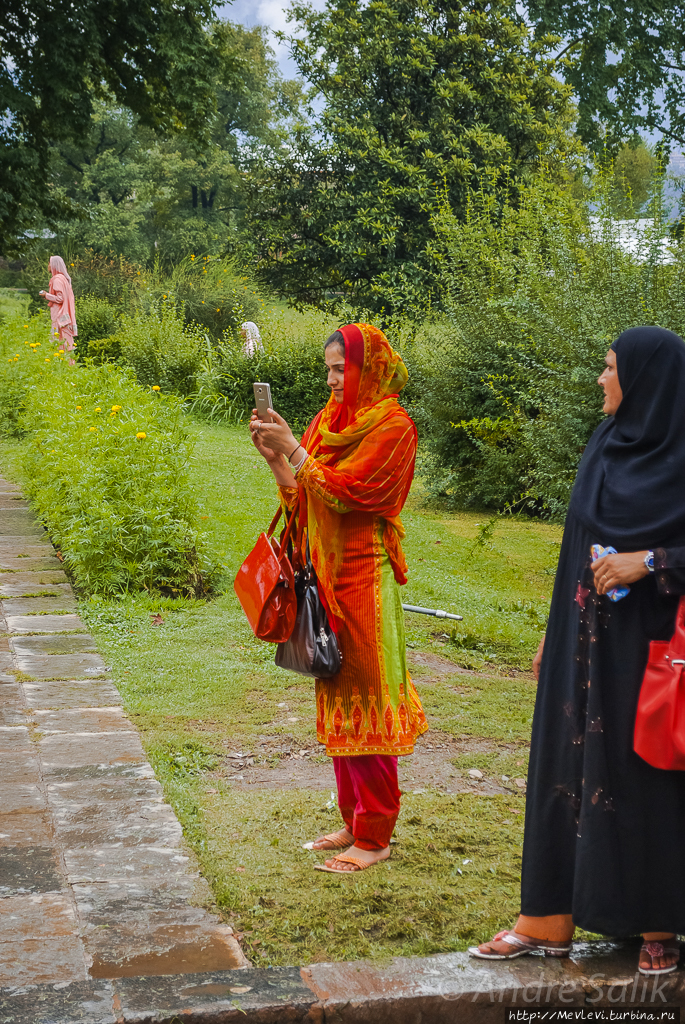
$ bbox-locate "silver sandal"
[638,941,680,976]
[469,929,572,960]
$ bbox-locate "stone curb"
[2,943,685,1022]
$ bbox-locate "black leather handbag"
[275,559,341,678]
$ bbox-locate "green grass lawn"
[1,418,563,966]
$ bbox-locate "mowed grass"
[1,419,562,965]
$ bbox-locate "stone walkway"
[0,477,246,997]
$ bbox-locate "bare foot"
[323,844,390,871]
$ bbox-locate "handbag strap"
[266,504,297,565]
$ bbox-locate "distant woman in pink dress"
[39,256,78,359]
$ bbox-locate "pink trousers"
[333,754,401,850]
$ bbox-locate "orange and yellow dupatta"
[295,323,417,621]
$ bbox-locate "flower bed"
[0,312,216,596]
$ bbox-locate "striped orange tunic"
[281,323,428,757]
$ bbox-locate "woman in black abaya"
[470,326,685,976]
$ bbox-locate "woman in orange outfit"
[249,323,428,872]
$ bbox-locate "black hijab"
[569,326,685,550]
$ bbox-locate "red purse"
[634,597,685,770]
[234,506,298,642]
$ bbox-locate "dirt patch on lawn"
[209,730,528,798]
[407,649,535,684]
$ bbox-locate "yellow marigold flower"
[89,426,97,432]
[45,358,50,363]
[94,407,101,412]
[76,406,82,410]
[58,349,64,355]
[24,340,29,345]
[23,324,28,328]
[152,385,160,391]
[136,432,147,440]
[111,405,122,412]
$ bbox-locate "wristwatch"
[644,550,655,573]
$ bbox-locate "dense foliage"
[25,23,303,267]
[408,168,685,513]
[0,312,216,596]
[245,0,580,314]
[527,0,685,150]
[1,0,218,251]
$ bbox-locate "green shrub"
[111,304,207,395]
[189,306,340,430]
[409,165,685,514]
[0,313,217,597]
[146,255,263,339]
[23,250,144,313]
[75,295,121,360]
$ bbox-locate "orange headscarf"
[298,324,417,621]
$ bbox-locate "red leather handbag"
[634,597,685,770]
[234,507,298,642]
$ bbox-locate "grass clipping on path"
[0,312,216,596]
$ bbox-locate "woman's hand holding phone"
[250,409,298,458]
[249,409,281,464]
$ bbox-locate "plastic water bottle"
[590,544,630,602]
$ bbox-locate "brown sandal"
[313,849,390,873]
[469,930,572,960]
[302,829,352,852]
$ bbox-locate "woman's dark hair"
[325,330,345,354]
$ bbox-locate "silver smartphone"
[253,382,274,422]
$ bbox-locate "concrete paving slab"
[3,595,77,615]
[38,730,146,768]
[0,686,28,727]
[0,572,70,594]
[33,706,133,734]
[6,614,87,633]
[115,967,313,1020]
[0,894,88,987]
[50,793,182,848]
[0,751,42,785]
[13,652,108,679]
[73,881,246,975]
[48,775,164,802]
[0,557,63,572]
[0,813,55,847]
[0,725,32,752]
[0,513,46,537]
[11,634,97,655]
[0,580,72,599]
[0,541,52,553]
[23,678,122,709]
[0,784,46,814]
[0,981,116,1024]
[0,847,63,898]
[64,844,194,884]
[44,762,156,783]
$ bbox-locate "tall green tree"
[1,0,218,252]
[243,0,580,314]
[41,22,304,266]
[525,0,685,150]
